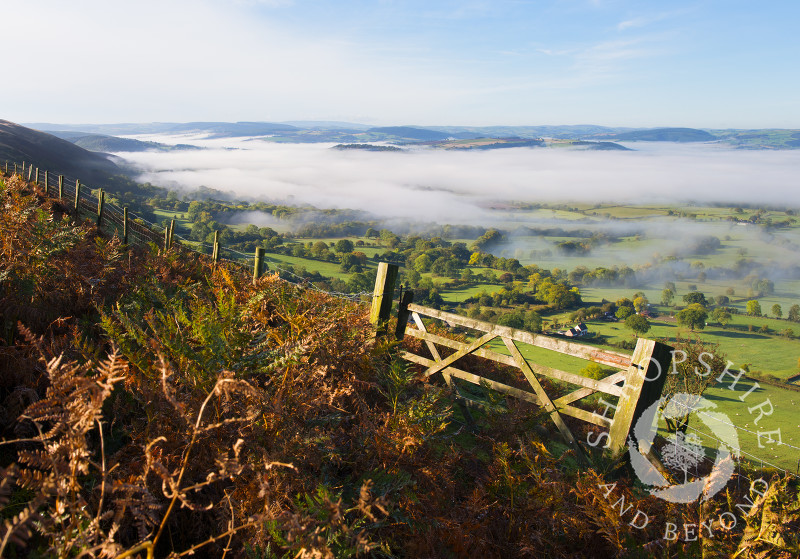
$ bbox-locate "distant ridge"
[46,131,201,153]
[606,127,716,142]
[0,119,126,185]
[27,121,298,138]
[281,121,371,130]
[366,126,451,141]
[332,143,403,152]
[18,121,799,149]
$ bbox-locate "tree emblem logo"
[628,393,740,504]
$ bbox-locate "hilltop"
[366,126,452,141]
[603,127,717,142]
[0,119,126,185]
[47,131,202,153]
[25,120,299,137]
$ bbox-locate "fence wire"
[6,161,370,304]
[667,398,799,478]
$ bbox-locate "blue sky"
[3,0,799,127]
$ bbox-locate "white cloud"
[617,17,649,31]
[616,9,692,32]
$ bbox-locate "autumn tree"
[746,300,762,317]
[711,307,732,327]
[633,294,649,313]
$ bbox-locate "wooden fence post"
[44,171,48,195]
[212,230,220,263]
[28,165,33,181]
[96,189,105,226]
[168,219,175,248]
[35,168,39,184]
[14,163,17,175]
[395,288,414,341]
[253,247,264,283]
[123,207,129,245]
[370,262,399,338]
[74,180,81,213]
[606,338,673,458]
[58,175,63,199]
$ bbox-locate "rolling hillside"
[47,131,202,153]
[604,127,717,142]
[0,119,127,185]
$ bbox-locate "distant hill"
[281,121,372,131]
[0,120,127,186]
[428,124,626,140]
[47,132,201,153]
[438,138,546,150]
[366,126,451,141]
[28,121,299,138]
[569,141,632,151]
[22,121,800,149]
[709,129,800,149]
[332,144,404,152]
[605,128,717,142]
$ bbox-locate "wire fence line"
[5,161,372,303]
[664,397,799,478]
[680,422,797,478]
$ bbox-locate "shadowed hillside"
[0,119,127,185]
[46,131,202,153]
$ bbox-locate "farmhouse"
[562,322,589,337]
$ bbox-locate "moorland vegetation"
[1,165,799,557]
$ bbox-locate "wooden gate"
[370,263,673,458]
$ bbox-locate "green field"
[661,378,800,472]
[551,312,800,380]
[262,253,374,280]
[439,283,503,303]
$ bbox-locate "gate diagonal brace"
[412,313,446,381]
[411,313,477,427]
[422,332,498,379]
[503,337,587,462]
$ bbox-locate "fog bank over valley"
[114,135,800,225]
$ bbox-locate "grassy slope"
[682,378,800,472]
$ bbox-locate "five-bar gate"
[370,263,673,459]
